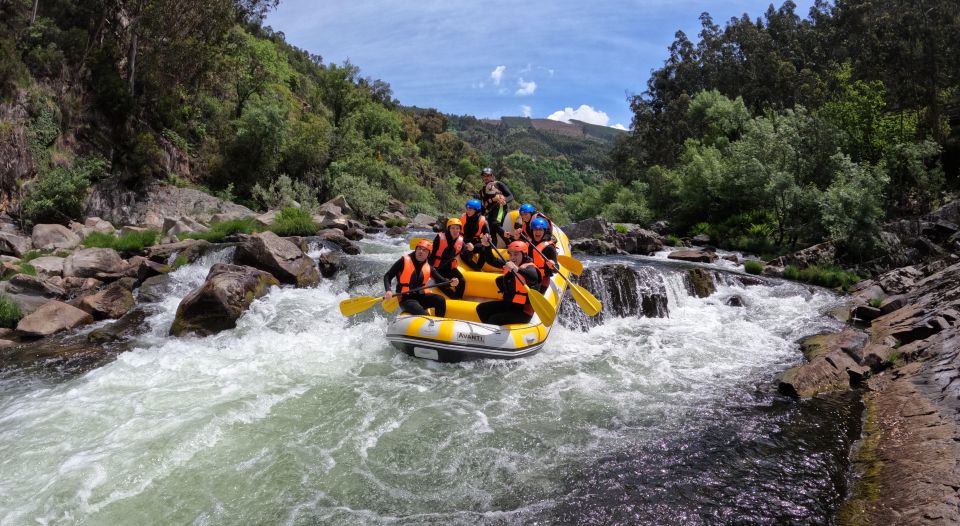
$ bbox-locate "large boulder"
[170,263,279,336]
[5,274,66,298]
[410,213,437,229]
[84,182,255,226]
[233,231,320,286]
[145,239,211,264]
[770,241,837,268]
[31,224,81,250]
[63,248,124,278]
[16,300,94,337]
[667,249,717,263]
[30,256,65,278]
[686,268,716,298]
[137,274,173,303]
[79,278,136,320]
[317,230,361,255]
[0,232,31,257]
[563,217,611,240]
[778,329,869,397]
[614,227,663,255]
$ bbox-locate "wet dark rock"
[570,237,623,256]
[385,226,407,236]
[87,308,149,343]
[79,279,136,320]
[137,274,173,303]
[612,227,663,255]
[343,227,365,241]
[317,230,360,255]
[722,254,739,264]
[851,305,882,322]
[879,294,908,314]
[724,295,744,307]
[317,251,342,278]
[559,264,667,331]
[686,268,716,298]
[125,256,170,282]
[649,220,670,234]
[234,231,320,286]
[170,263,279,336]
[145,239,212,264]
[778,329,869,397]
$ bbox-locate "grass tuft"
[269,207,318,237]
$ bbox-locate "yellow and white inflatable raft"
[386,212,571,362]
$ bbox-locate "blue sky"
[266,0,815,129]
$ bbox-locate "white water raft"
[386,212,571,361]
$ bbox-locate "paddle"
[381,280,450,313]
[520,234,601,317]
[338,280,449,317]
[484,241,557,326]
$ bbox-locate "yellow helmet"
[446,218,463,228]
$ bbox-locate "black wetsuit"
[476,246,542,325]
[460,212,490,271]
[383,253,447,316]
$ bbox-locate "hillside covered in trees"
[0,0,628,229]
[611,0,959,261]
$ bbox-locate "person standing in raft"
[429,218,467,299]
[525,217,558,292]
[476,236,542,325]
[384,240,459,316]
[459,198,489,271]
[478,167,513,246]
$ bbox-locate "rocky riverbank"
[774,201,960,525]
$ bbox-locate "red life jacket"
[433,233,464,269]
[398,254,430,293]
[503,262,540,314]
[460,213,487,240]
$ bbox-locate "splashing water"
[0,237,856,525]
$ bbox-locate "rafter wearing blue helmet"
[459,198,490,271]
[510,203,552,242]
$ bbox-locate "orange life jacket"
[433,233,464,269]
[518,212,551,240]
[460,213,487,240]
[503,262,539,313]
[398,254,431,293]
[530,240,556,280]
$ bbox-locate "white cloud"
[521,105,532,117]
[515,78,536,96]
[490,65,505,86]
[612,123,628,130]
[547,104,618,127]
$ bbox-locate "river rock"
[85,182,254,226]
[137,274,173,303]
[770,241,837,268]
[84,217,116,234]
[558,265,667,331]
[317,252,342,278]
[317,230,361,255]
[0,232,31,257]
[63,248,124,278]
[724,295,745,307]
[563,217,610,240]
[668,249,717,263]
[778,328,869,397]
[31,224,81,250]
[125,256,170,282]
[614,228,663,255]
[79,278,136,320]
[5,274,66,298]
[686,268,716,298]
[170,263,280,336]
[570,238,622,256]
[343,227,365,241]
[234,231,320,287]
[29,256,65,278]
[16,300,94,337]
[410,213,437,228]
[146,238,211,264]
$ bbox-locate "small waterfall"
[559,264,668,331]
[662,271,692,309]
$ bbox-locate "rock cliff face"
[84,182,254,226]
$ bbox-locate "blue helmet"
[531,217,549,230]
[519,203,536,214]
[466,199,482,211]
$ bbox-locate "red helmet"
[507,241,528,253]
[416,239,433,251]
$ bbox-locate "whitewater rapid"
[0,235,850,525]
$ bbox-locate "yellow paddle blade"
[408,237,429,250]
[569,281,602,316]
[339,295,383,317]
[557,254,583,276]
[528,288,557,327]
[382,296,399,312]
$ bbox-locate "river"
[0,234,861,525]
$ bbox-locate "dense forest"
[0,0,625,228]
[611,0,959,260]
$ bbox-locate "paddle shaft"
[388,279,450,299]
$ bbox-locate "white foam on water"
[0,238,842,525]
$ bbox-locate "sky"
[266,0,815,129]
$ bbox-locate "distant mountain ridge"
[447,115,624,171]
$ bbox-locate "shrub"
[743,260,763,275]
[23,156,106,224]
[614,224,629,234]
[269,207,318,237]
[664,234,682,246]
[868,298,883,308]
[690,222,712,236]
[182,218,258,243]
[784,265,801,280]
[0,294,22,329]
[83,230,160,252]
[251,173,319,211]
